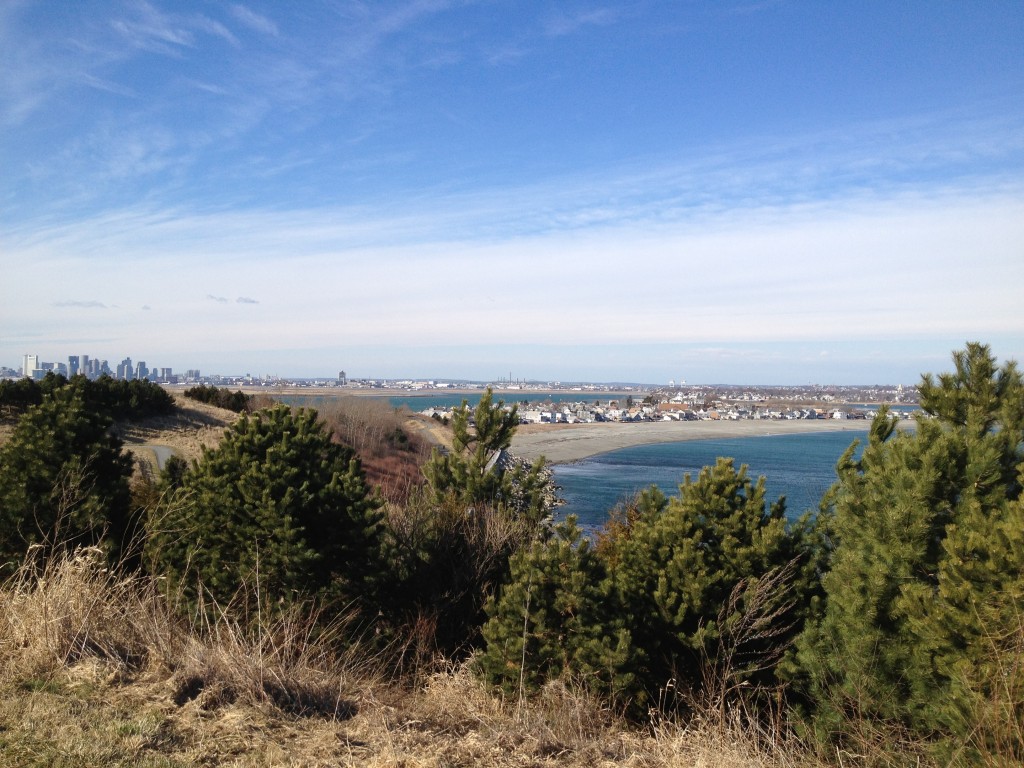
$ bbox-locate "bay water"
[272,392,876,530]
[552,430,868,529]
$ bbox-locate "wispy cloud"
[189,14,239,48]
[3,2,1022,381]
[230,4,278,36]
[110,1,195,55]
[543,8,619,37]
[108,1,239,54]
[53,300,107,308]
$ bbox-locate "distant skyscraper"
[117,357,133,380]
[68,356,80,377]
[22,354,38,378]
[135,361,148,381]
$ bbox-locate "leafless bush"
[315,397,431,503]
[699,560,801,715]
[383,489,541,671]
[317,397,420,459]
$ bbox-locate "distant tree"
[0,377,43,414]
[795,343,1024,757]
[0,373,174,421]
[147,405,385,614]
[74,375,174,419]
[183,384,253,413]
[0,389,134,570]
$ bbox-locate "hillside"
[0,549,812,768]
[114,394,241,478]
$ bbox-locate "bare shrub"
[698,560,802,717]
[383,490,540,670]
[316,397,431,503]
[317,397,421,459]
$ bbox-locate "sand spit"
[509,418,906,464]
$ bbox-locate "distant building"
[22,354,39,378]
[117,357,134,380]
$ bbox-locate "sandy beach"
[509,419,899,464]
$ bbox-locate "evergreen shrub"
[146,405,385,617]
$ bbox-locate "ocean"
[552,430,869,529]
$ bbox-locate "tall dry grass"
[0,543,828,767]
[8,542,1015,766]
[0,546,374,717]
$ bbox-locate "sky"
[2,1,1023,385]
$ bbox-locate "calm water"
[553,430,868,529]
[272,392,875,528]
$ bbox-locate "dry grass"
[0,546,834,767]
[114,395,240,480]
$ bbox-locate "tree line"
[0,343,1020,763]
[182,383,254,413]
[0,372,174,420]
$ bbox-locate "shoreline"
[509,419,909,464]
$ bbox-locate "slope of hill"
[0,548,809,768]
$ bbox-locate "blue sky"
[2,1,1022,384]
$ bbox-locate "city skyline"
[2,344,1001,389]
[2,3,1022,384]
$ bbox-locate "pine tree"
[0,388,134,570]
[147,405,384,614]
[608,459,819,709]
[797,343,1024,751]
[477,460,820,714]
[423,388,553,523]
[476,517,634,699]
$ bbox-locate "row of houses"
[424,401,894,425]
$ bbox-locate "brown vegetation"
[0,547,821,767]
[315,397,436,503]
